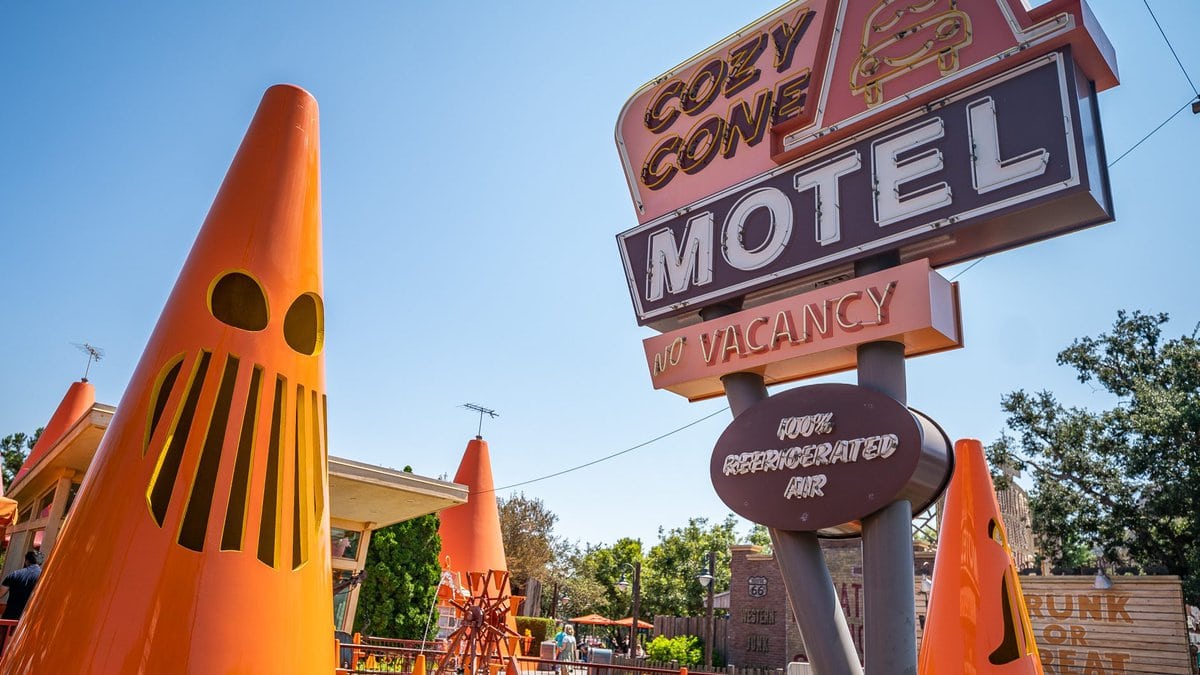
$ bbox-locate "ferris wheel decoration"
[436,569,521,675]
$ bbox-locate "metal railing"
[339,638,718,675]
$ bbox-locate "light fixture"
[696,568,714,588]
[920,575,933,595]
[1091,545,1112,590]
[617,575,629,592]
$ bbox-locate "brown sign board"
[643,259,961,401]
[1018,576,1195,675]
[619,50,1112,330]
[710,384,951,536]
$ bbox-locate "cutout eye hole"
[209,272,269,331]
[988,518,1006,546]
[284,292,324,356]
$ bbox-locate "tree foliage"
[498,492,563,596]
[554,538,645,620]
[640,515,738,618]
[2,428,42,487]
[354,472,443,638]
[746,524,772,554]
[987,311,1200,602]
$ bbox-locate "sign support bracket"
[855,251,918,675]
[702,305,864,675]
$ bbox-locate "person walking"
[557,624,577,675]
[1,551,44,620]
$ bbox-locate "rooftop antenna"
[72,342,105,382]
[460,403,499,439]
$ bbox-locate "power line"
[949,258,985,282]
[950,93,1195,279]
[1143,0,1199,98]
[474,405,730,495]
[1108,97,1195,168]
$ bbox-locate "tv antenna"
[72,342,105,382]
[460,403,499,439]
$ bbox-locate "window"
[437,605,458,639]
[64,483,81,515]
[331,527,361,561]
[37,489,56,520]
[333,569,355,630]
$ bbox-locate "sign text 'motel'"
[619,51,1112,328]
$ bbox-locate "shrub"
[516,616,557,651]
[644,635,701,667]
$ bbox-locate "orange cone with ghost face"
[918,439,1042,674]
[1,85,333,673]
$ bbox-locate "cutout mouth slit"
[144,352,325,569]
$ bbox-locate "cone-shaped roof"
[438,437,508,574]
[1,84,334,673]
[11,379,95,488]
[918,439,1043,674]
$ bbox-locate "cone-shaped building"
[918,439,1042,674]
[10,380,96,489]
[1,85,333,673]
[438,437,508,575]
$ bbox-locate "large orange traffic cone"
[436,437,522,660]
[918,439,1042,674]
[1,84,333,673]
[438,437,509,576]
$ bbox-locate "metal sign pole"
[855,253,917,675]
[704,306,864,675]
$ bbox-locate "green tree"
[745,523,772,554]
[554,538,645,620]
[498,492,563,597]
[2,428,42,487]
[987,311,1200,603]
[640,515,738,617]
[354,467,443,638]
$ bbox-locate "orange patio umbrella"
[612,617,653,629]
[569,614,615,626]
[0,498,15,528]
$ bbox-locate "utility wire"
[1108,97,1194,168]
[474,405,730,495]
[1143,0,1199,97]
[952,94,1195,281]
[949,258,985,282]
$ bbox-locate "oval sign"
[710,383,951,536]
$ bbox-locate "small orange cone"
[10,379,95,489]
[918,439,1042,674]
[1,84,333,673]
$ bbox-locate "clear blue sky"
[1,1,1196,550]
